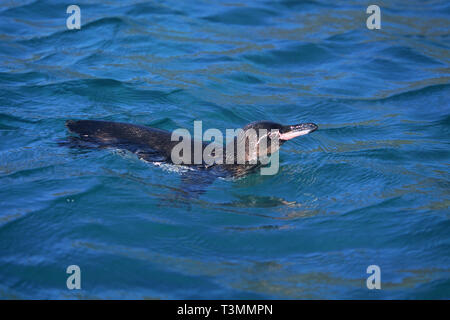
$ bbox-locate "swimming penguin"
[65,119,318,177]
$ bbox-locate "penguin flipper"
[179,169,217,198]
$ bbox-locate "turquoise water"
[0,0,449,299]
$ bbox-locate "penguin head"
[238,120,318,161]
[242,120,318,143]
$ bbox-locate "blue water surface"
[0,0,449,299]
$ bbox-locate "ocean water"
[0,0,449,299]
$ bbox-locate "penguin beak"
[279,123,318,140]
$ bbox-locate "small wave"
[125,2,184,16]
[244,43,333,68]
[19,16,127,48]
[374,83,450,102]
[203,7,278,26]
